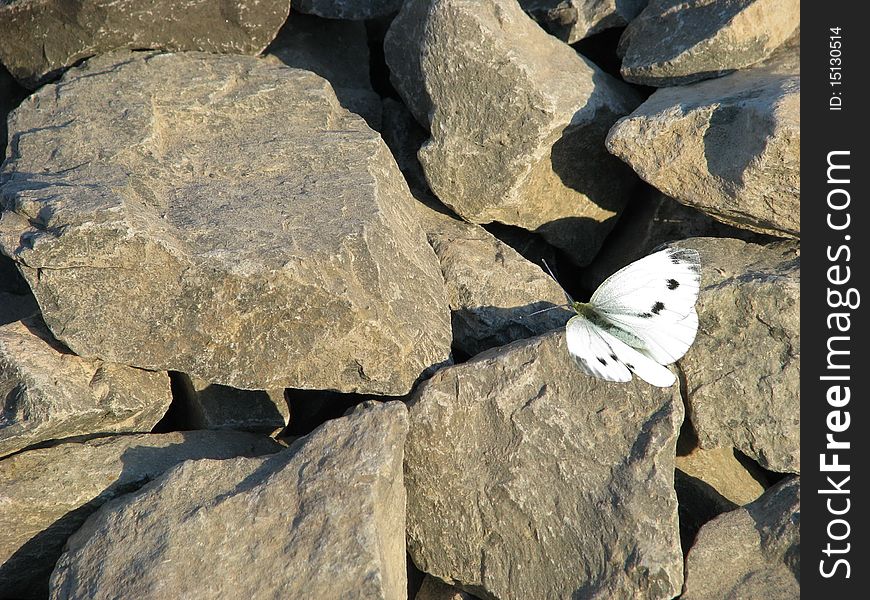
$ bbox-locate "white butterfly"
[542,247,701,387]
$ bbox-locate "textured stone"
[405,331,684,600]
[416,575,477,600]
[385,0,643,265]
[618,0,799,86]
[682,477,800,600]
[50,402,409,600]
[520,0,648,43]
[0,431,280,600]
[1,63,28,164]
[607,39,800,239]
[266,13,382,129]
[676,446,765,506]
[175,374,289,435]
[295,0,403,19]
[0,0,292,88]
[0,314,172,458]
[675,238,799,473]
[0,52,451,394]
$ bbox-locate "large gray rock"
[676,238,799,473]
[50,402,409,600]
[520,0,648,43]
[0,431,280,600]
[385,0,643,265]
[618,0,799,86]
[607,38,800,239]
[295,0,403,19]
[0,314,172,458]
[0,52,451,394]
[405,331,684,600]
[0,0,292,88]
[682,477,800,599]
[266,13,382,129]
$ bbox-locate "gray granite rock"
[675,238,799,473]
[0,0,292,89]
[0,51,451,394]
[1,314,172,458]
[405,330,684,599]
[618,0,799,86]
[49,402,409,600]
[682,477,800,599]
[0,431,280,599]
[520,0,648,43]
[385,0,643,265]
[266,13,382,129]
[295,0,403,19]
[607,38,800,239]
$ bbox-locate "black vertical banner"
[803,3,870,596]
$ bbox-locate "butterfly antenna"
[523,303,571,318]
[541,259,575,305]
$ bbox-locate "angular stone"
[416,575,477,600]
[0,52,451,394]
[674,238,799,473]
[50,402,409,600]
[0,314,172,458]
[266,13,382,129]
[406,331,684,599]
[0,431,280,600]
[1,62,28,163]
[385,0,643,265]
[607,39,800,239]
[676,446,766,506]
[520,0,648,43]
[175,374,289,435]
[618,0,799,86]
[295,0,403,20]
[0,0,292,88]
[682,477,799,600]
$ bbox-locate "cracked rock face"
[0,0,292,89]
[0,52,451,394]
[674,238,799,473]
[520,0,648,43]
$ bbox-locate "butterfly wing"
[589,247,701,365]
[566,315,676,387]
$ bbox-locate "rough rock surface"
[49,402,409,600]
[0,51,451,394]
[682,477,800,599]
[0,431,280,599]
[1,63,28,163]
[266,13,382,129]
[0,0,292,89]
[1,314,172,458]
[520,0,648,43]
[416,575,478,600]
[385,0,643,265]
[295,0,403,20]
[405,331,684,600]
[607,38,800,239]
[676,446,765,506]
[175,374,289,435]
[675,238,799,473]
[618,0,799,86]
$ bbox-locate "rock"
[405,331,684,599]
[618,0,799,86]
[385,0,643,265]
[0,431,280,599]
[676,446,766,506]
[0,314,172,458]
[582,190,773,290]
[174,374,289,435]
[682,477,800,599]
[380,98,430,192]
[1,62,28,163]
[674,468,738,557]
[295,0,403,20]
[416,575,477,600]
[520,0,648,43]
[674,238,799,473]
[607,38,800,239]
[49,402,409,600]
[266,13,382,129]
[0,0,292,88]
[0,51,451,394]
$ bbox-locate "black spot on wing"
[598,357,608,366]
[651,301,665,315]
[626,363,635,370]
[667,279,679,290]
[610,353,618,361]
[639,312,653,318]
